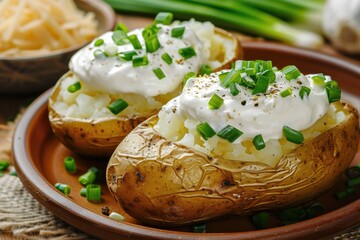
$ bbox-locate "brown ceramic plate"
[13,42,360,240]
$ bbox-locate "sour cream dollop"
[69,23,206,98]
[159,69,331,142]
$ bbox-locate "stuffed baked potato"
[107,61,359,226]
[48,14,242,157]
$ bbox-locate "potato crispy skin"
[107,103,359,226]
[48,28,242,157]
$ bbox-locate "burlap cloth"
[0,121,359,240]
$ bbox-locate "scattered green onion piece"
[234,60,254,70]
[0,172,3,177]
[220,69,241,88]
[55,183,71,196]
[86,184,101,202]
[132,55,149,67]
[117,50,137,61]
[218,71,230,83]
[0,161,10,172]
[128,34,142,49]
[199,64,212,76]
[114,22,129,33]
[305,202,325,218]
[104,45,118,57]
[109,212,125,222]
[161,52,172,65]
[64,156,77,174]
[252,134,266,150]
[252,74,269,94]
[252,212,269,230]
[229,82,239,96]
[336,187,356,200]
[107,98,129,115]
[240,76,256,89]
[78,168,96,186]
[312,73,326,86]
[89,166,102,182]
[208,94,224,110]
[217,125,243,143]
[283,126,304,144]
[282,65,301,80]
[325,80,339,89]
[145,35,161,53]
[80,188,87,197]
[9,168,17,177]
[280,87,292,98]
[258,60,272,71]
[94,38,104,47]
[346,164,360,179]
[112,30,128,45]
[347,177,360,187]
[183,71,196,85]
[192,223,206,233]
[178,46,197,59]
[196,122,216,140]
[280,207,306,222]
[171,26,185,38]
[154,12,173,25]
[142,25,158,40]
[245,67,256,76]
[299,86,311,99]
[326,86,341,103]
[153,67,166,80]
[93,49,106,59]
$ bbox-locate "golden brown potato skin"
[48,28,243,157]
[107,102,359,226]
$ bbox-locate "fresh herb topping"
[196,122,216,140]
[114,22,129,33]
[161,52,173,65]
[80,188,87,197]
[217,125,243,143]
[104,45,118,57]
[208,94,224,110]
[78,168,96,186]
[280,87,292,98]
[112,30,128,45]
[86,184,101,202]
[325,80,341,103]
[128,34,142,49]
[67,82,81,93]
[107,98,129,115]
[252,212,269,229]
[229,82,239,96]
[64,156,77,173]
[178,46,197,59]
[94,38,104,47]
[145,35,161,53]
[312,73,326,86]
[184,71,196,85]
[283,126,304,144]
[132,55,149,67]
[281,65,301,80]
[55,183,71,196]
[199,64,212,76]
[336,187,355,200]
[154,12,173,25]
[192,223,207,233]
[220,69,241,88]
[153,67,166,80]
[299,86,311,99]
[252,134,266,150]
[93,49,106,59]
[117,50,137,61]
[171,26,186,38]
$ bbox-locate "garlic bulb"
[322,0,360,54]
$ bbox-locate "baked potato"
[48,16,243,157]
[107,62,359,226]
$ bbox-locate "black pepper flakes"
[101,207,110,216]
[241,100,246,106]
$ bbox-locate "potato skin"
[48,28,243,157]
[107,102,359,226]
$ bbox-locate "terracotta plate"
[13,42,360,240]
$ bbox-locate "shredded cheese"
[0,0,98,57]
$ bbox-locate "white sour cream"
[160,70,330,142]
[69,23,206,97]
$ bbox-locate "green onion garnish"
[178,46,197,59]
[283,126,304,144]
[252,212,269,230]
[347,177,360,187]
[299,86,311,99]
[132,55,149,67]
[280,207,306,222]
[9,168,17,177]
[196,122,216,140]
[145,35,161,53]
[154,12,173,25]
[220,69,241,88]
[114,22,129,33]
[153,67,165,80]
[78,169,96,186]
[305,203,325,219]
[325,80,339,89]
[0,161,9,172]
[183,71,196,85]
[67,82,81,93]
[94,39,104,47]
[55,183,71,196]
[128,34,142,49]
[208,94,224,110]
[199,64,212,76]
[192,223,206,233]
[218,71,230,83]
[93,49,106,59]
[280,87,292,98]
[142,25,158,40]
[117,50,137,61]
[346,164,360,179]
[336,187,356,200]
[111,30,128,45]
[63,156,77,174]
[161,52,172,65]
[282,65,301,80]
[217,125,243,143]
[80,188,87,197]
[252,134,266,150]
[171,26,185,38]
[86,184,101,202]
[252,75,269,94]
[109,212,125,222]
[229,82,239,96]
[107,98,129,115]
[326,85,341,103]
[312,73,326,86]
[104,45,118,57]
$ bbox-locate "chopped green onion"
[346,164,360,179]
[153,67,166,80]
[325,80,339,89]
[93,49,106,59]
[282,65,301,80]
[299,86,311,99]
[142,25,158,40]
[78,168,97,186]
[178,46,197,59]
[280,87,292,98]
[171,26,185,38]
[208,94,224,110]
[109,212,125,222]
[192,223,206,233]
[114,22,129,33]
[55,183,71,196]
[229,82,239,96]
[128,34,142,49]
[183,71,196,85]
[336,187,356,199]
[161,52,173,65]
[326,85,341,103]
[252,134,266,150]
[111,30,128,45]
[0,161,9,172]
[220,69,241,88]
[283,126,304,144]
[117,50,137,61]
[280,207,306,221]
[145,35,161,53]
[63,156,77,174]
[104,45,118,57]
[252,212,269,230]
[199,64,212,76]
[252,74,269,94]
[347,177,360,187]
[305,203,325,218]
[217,125,243,143]
[94,39,104,47]
[86,184,101,202]
[132,55,149,67]
[9,168,17,177]
[154,12,173,25]
[107,98,129,115]
[80,188,87,197]
[196,122,216,140]
[312,73,326,86]
[89,166,102,182]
